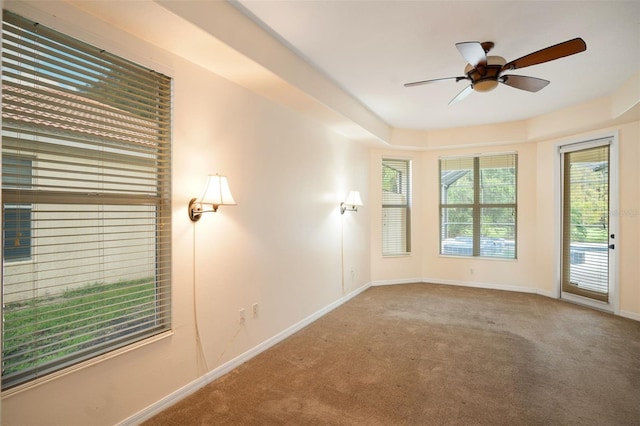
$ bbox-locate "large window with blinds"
[382,159,411,255]
[1,11,172,389]
[440,153,517,259]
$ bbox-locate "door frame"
[554,132,619,314]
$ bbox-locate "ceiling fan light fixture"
[473,79,499,92]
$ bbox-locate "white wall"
[1,3,371,425]
[617,123,640,317]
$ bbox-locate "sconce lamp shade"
[340,190,363,214]
[199,174,236,207]
[345,190,363,207]
[189,174,236,221]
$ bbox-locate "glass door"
[561,141,612,302]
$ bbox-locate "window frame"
[382,158,412,256]
[439,153,518,259]
[1,10,172,390]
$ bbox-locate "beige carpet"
[144,283,640,425]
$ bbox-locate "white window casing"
[382,158,411,256]
[1,10,172,390]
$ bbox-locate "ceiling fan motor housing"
[464,55,506,92]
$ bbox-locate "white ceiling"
[234,1,640,130]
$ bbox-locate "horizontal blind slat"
[1,49,171,109]
[2,83,168,137]
[2,137,170,174]
[3,15,171,94]
[1,70,171,123]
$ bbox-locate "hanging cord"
[340,215,345,295]
[192,219,244,371]
[193,223,209,374]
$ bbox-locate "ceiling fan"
[404,38,587,105]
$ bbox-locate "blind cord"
[341,215,345,295]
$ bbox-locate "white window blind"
[1,11,172,389]
[562,144,610,300]
[440,153,517,258]
[382,159,411,255]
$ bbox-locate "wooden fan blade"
[501,75,550,92]
[449,84,473,105]
[456,41,487,67]
[404,76,466,87]
[503,38,586,71]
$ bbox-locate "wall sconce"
[188,174,237,221]
[340,190,363,214]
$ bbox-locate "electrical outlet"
[239,308,246,325]
[252,303,259,318]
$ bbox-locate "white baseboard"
[370,278,423,287]
[620,310,640,322]
[420,277,539,294]
[118,281,372,426]
[374,277,545,296]
[536,288,556,298]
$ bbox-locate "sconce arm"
[189,198,221,221]
[340,202,359,215]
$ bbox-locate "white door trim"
[554,131,619,314]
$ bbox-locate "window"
[1,11,172,389]
[382,159,411,255]
[3,206,32,262]
[440,153,517,259]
